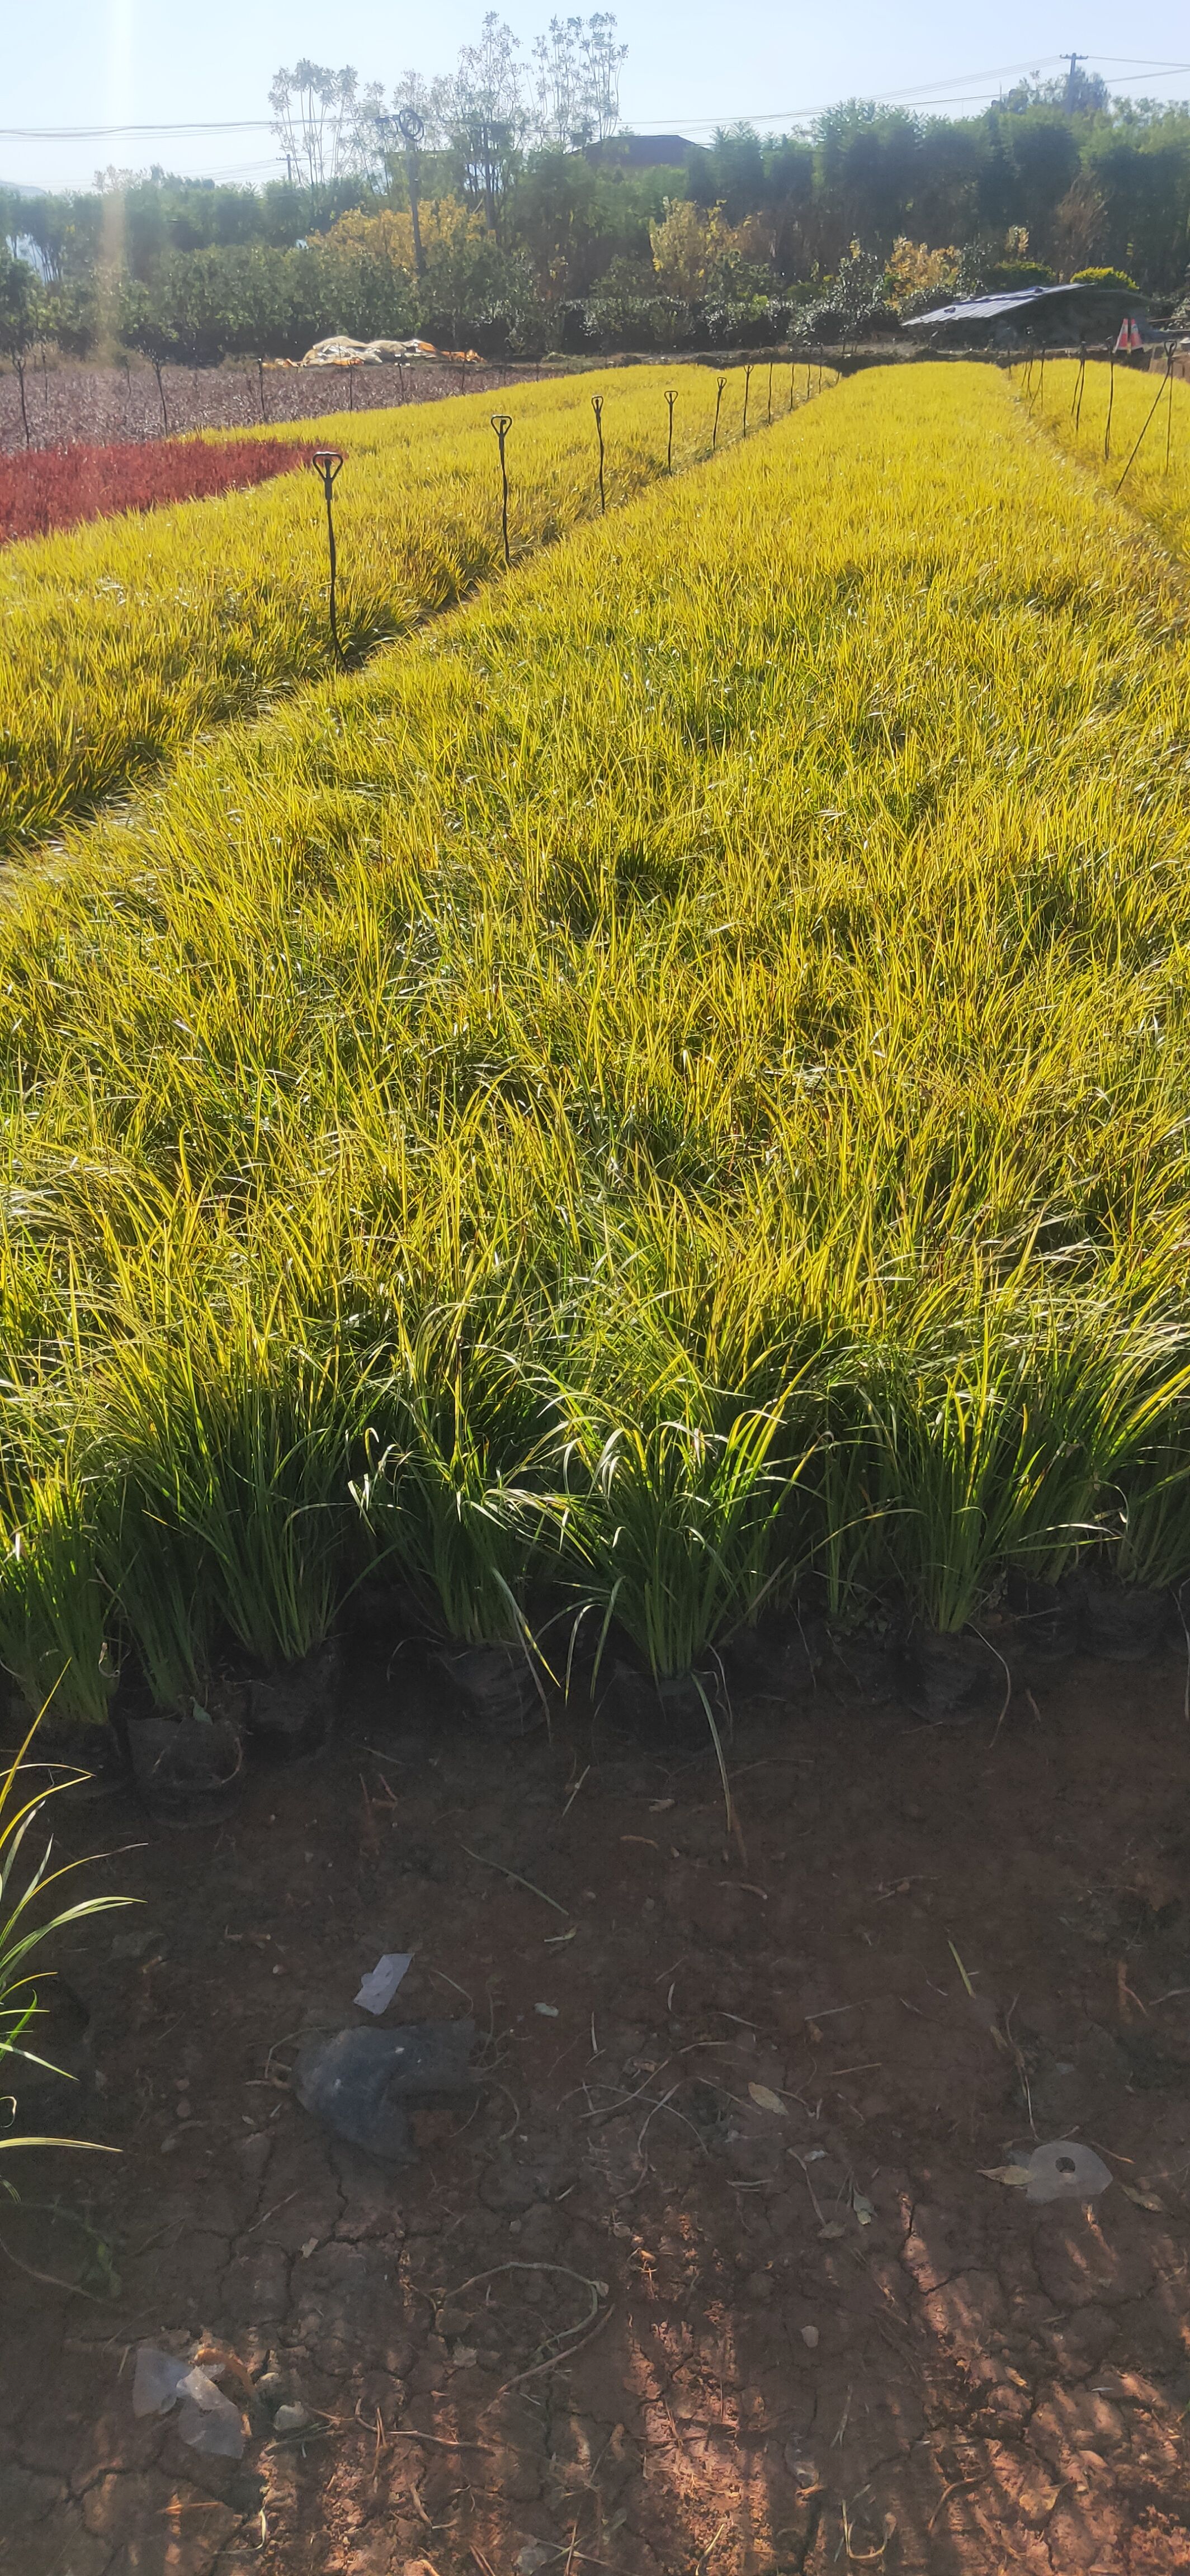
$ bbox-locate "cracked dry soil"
[3,1629,1190,2576]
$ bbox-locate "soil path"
[3,1628,1189,2574]
[1,361,550,456]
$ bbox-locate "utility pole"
[379,110,426,278]
[1064,51,1087,110]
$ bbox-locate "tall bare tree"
[532,15,626,147]
[445,15,528,232]
[532,18,585,146]
[269,61,384,196]
[579,15,627,142]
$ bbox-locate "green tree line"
[3,61,1190,367]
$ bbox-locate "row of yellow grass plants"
[1019,348,1190,547]
[0,361,781,858]
[1,358,1189,1723]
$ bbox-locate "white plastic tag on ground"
[354,1951,413,2014]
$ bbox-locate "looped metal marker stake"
[1071,339,1086,432]
[1116,342,1177,494]
[743,361,753,435]
[767,359,773,424]
[664,387,677,471]
[591,393,606,512]
[789,358,796,413]
[490,413,513,564]
[712,374,725,450]
[1104,349,1116,460]
[310,448,345,662]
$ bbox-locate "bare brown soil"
[2,1624,1190,2576]
[0,359,547,456]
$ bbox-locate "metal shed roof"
[904,282,1145,329]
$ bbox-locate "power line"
[639,61,1190,131]
[195,158,289,182]
[640,54,1075,121]
[0,57,1080,141]
[2,53,1189,157]
[0,121,274,141]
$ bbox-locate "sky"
[2,0,1190,193]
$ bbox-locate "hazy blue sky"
[3,1,1190,192]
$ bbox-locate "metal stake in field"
[789,358,796,413]
[767,359,773,424]
[742,362,753,435]
[1071,340,1086,433]
[1104,350,1116,460]
[591,392,606,512]
[257,355,268,424]
[1037,345,1046,414]
[1116,344,1176,494]
[490,413,513,564]
[665,387,677,470]
[310,448,345,663]
[712,375,725,449]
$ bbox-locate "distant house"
[584,134,710,171]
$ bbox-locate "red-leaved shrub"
[0,435,313,546]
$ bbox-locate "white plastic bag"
[131,2346,245,2459]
